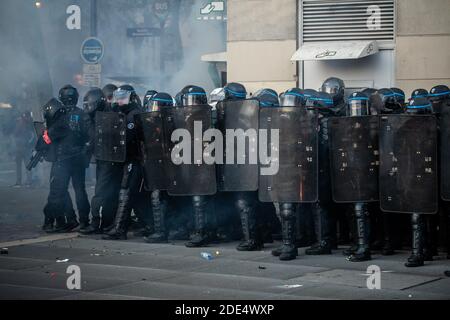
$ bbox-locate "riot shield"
[216,99,260,192]
[440,107,450,201]
[258,107,319,203]
[33,121,45,137]
[135,111,170,191]
[163,105,217,196]
[94,112,126,163]
[329,116,379,203]
[379,115,438,214]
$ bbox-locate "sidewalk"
[1,236,449,300]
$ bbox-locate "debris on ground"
[258,266,267,270]
[277,284,303,289]
[201,252,213,261]
[56,258,69,263]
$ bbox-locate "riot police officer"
[43,85,90,233]
[269,88,306,261]
[79,88,112,234]
[321,77,346,113]
[223,83,264,251]
[181,86,216,248]
[102,85,147,240]
[305,91,337,255]
[39,98,78,233]
[142,92,174,243]
[404,97,435,267]
[342,92,373,262]
[429,85,450,260]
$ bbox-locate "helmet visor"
[281,94,303,107]
[113,89,131,107]
[348,99,369,116]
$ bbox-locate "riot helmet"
[83,88,106,116]
[347,92,369,116]
[321,77,345,105]
[411,88,429,99]
[102,84,118,104]
[406,97,433,115]
[429,85,450,102]
[224,82,247,101]
[43,98,66,125]
[146,92,174,112]
[112,84,140,108]
[59,85,79,107]
[255,89,279,107]
[378,88,403,113]
[143,90,158,109]
[209,87,225,109]
[181,86,208,106]
[429,85,450,114]
[280,88,304,107]
[306,91,334,109]
[391,87,406,106]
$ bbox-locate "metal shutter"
[301,0,395,43]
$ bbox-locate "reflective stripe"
[285,92,305,98]
[224,87,246,97]
[407,104,432,109]
[429,91,450,97]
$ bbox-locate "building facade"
[223,0,450,96]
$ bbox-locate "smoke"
[0,0,226,110]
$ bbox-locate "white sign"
[83,73,101,87]
[83,64,102,74]
[66,5,81,30]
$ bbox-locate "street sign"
[126,28,162,38]
[83,64,102,74]
[83,73,101,87]
[80,37,104,64]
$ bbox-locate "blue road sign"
[80,37,104,64]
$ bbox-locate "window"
[301,0,395,44]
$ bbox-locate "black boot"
[348,203,371,262]
[42,216,54,233]
[343,244,358,256]
[52,216,72,233]
[305,203,332,255]
[185,196,210,248]
[236,197,263,251]
[278,203,298,261]
[79,219,102,235]
[381,213,395,255]
[423,215,438,261]
[145,190,168,243]
[102,190,129,240]
[64,209,80,232]
[405,214,425,267]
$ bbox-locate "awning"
[291,41,379,61]
[201,51,227,63]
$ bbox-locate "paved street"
[0,162,450,300]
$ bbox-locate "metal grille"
[301,0,395,42]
